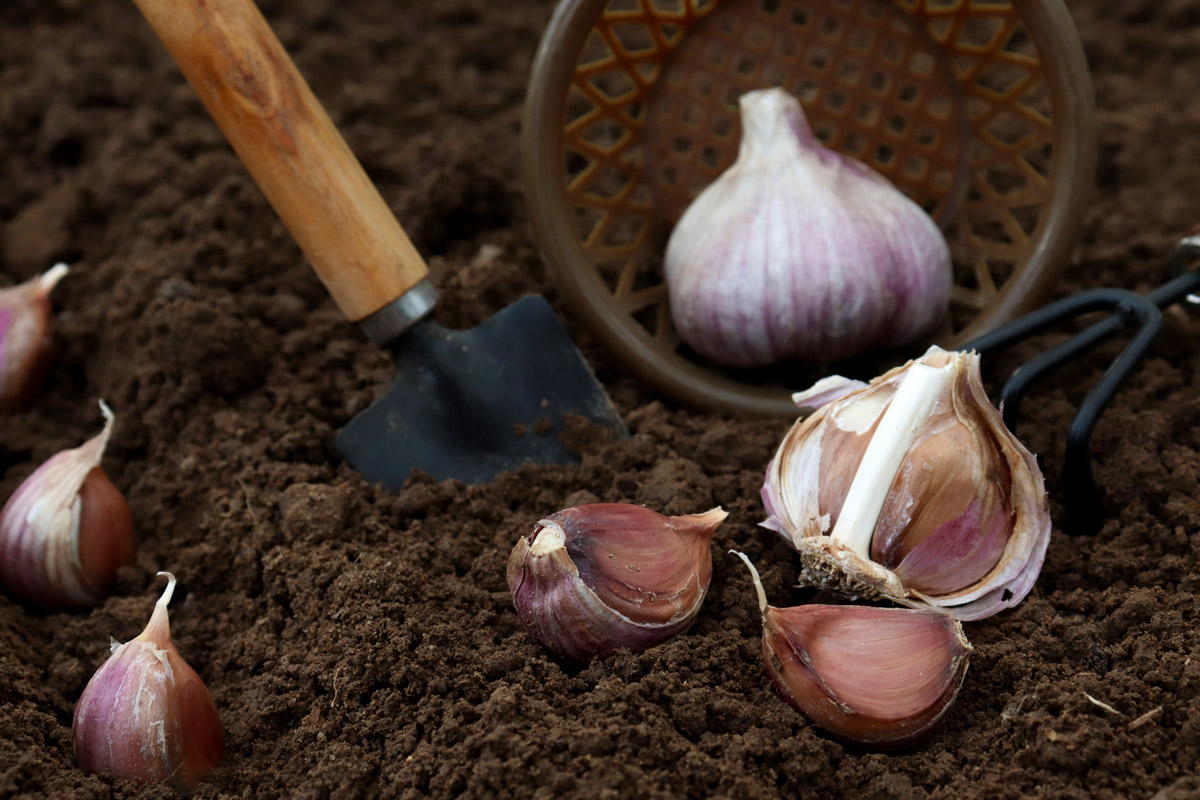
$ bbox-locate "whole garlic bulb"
[73,572,223,790]
[664,88,951,367]
[0,401,136,610]
[761,346,1050,620]
[507,503,727,664]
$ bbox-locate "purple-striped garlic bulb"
[507,503,727,664]
[664,88,951,367]
[762,346,1051,621]
[0,263,69,412]
[0,401,135,610]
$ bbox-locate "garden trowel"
[134,0,626,488]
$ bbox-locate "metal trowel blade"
[336,295,628,488]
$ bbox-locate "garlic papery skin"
[73,572,223,791]
[507,503,727,664]
[761,346,1051,621]
[663,88,951,368]
[733,552,971,749]
[0,263,68,412]
[0,400,135,610]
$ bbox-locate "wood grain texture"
[133,0,428,322]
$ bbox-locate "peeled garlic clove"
[0,400,136,610]
[0,263,68,412]
[762,346,1050,620]
[507,503,727,664]
[664,88,951,367]
[73,572,223,790]
[733,552,971,749]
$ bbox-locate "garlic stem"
[38,263,70,295]
[156,571,177,607]
[730,550,768,614]
[136,571,177,647]
[829,363,951,559]
[98,398,114,428]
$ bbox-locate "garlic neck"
[731,550,769,615]
[829,364,952,559]
[136,572,176,648]
[736,88,821,167]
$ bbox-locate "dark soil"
[2,0,1200,798]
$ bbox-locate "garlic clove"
[507,503,727,664]
[761,346,1051,620]
[664,88,951,367]
[0,400,136,610]
[733,552,971,749]
[73,572,223,790]
[0,263,68,412]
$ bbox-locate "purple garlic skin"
[762,346,1051,620]
[73,573,223,791]
[0,402,135,610]
[507,503,727,664]
[664,88,951,368]
[763,603,971,749]
[0,263,68,412]
[733,551,971,750]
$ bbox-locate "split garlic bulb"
[664,88,951,367]
[507,503,727,664]
[0,401,135,610]
[761,346,1051,620]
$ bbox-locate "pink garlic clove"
[734,552,971,749]
[0,401,136,610]
[507,503,727,664]
[0,263,68,412]
[73,572,223,791]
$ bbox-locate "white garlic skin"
[0,401,135,610]
[664,88,952,367]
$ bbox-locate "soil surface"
[2,0,1200,798]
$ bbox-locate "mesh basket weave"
[523,0,1095,416]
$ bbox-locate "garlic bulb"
[0,400,135,610]
[664,88,951,367]
[762,346,1050,621]
[74,572,223,790]
[0,263,69,412]
[507,503,727,664]
[733,552,971,749]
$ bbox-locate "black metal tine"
[962,236,1200,374]
[963,289,1159,433]
[960,288,1166,535]
[950,237,1200,532]
[1059,295,1161,533]
[998,238,1200,374]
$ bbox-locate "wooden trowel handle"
[133,0,429,324]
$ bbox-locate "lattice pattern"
[561,0,1054,341]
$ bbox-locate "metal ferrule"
[357,279,438,345]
